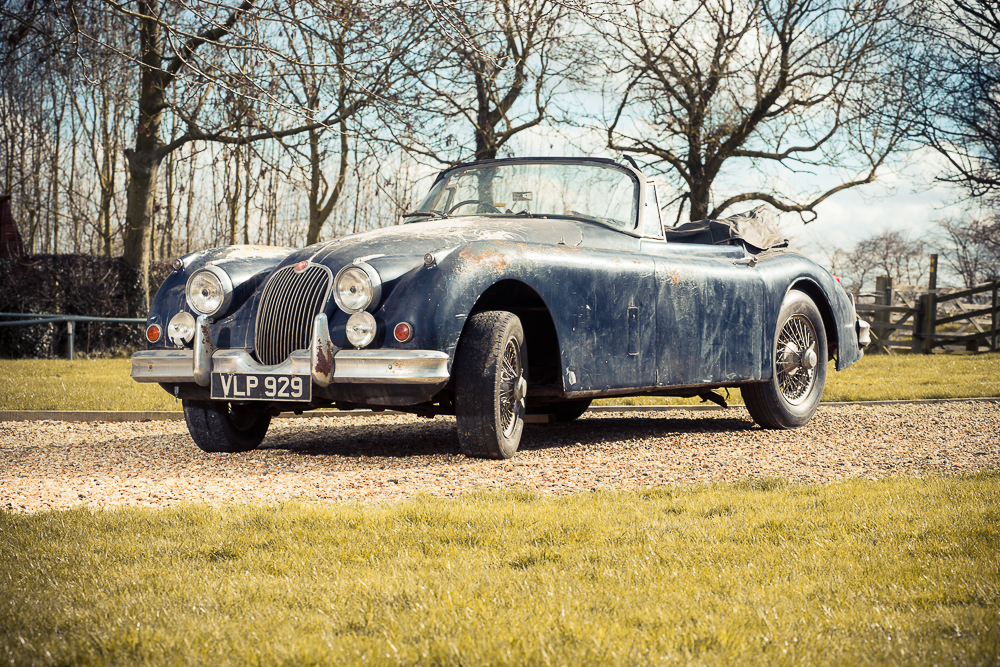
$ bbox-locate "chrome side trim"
[333,349,451,384]
[131,349,196,383]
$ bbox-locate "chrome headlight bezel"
[185,265,234,317]
[333,262,382,313]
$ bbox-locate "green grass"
[2,474,998,665]
[0,358,180,411]
[1,353,998,412]
[821,352,1000,402]
[598,351,1000,407]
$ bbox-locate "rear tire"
[182,400,271,453]
[743,290,827,429]
[454,311,526,459]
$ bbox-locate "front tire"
[182,400,272,453]
[743,290,828,429]
[454,311,527,459]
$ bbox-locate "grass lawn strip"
[2,353,999,412]
[2,475,998,666]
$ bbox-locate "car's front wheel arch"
[788,278,838,361]
[466,279,563,390]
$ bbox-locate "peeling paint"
[314,342,333,377]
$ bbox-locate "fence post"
[66,320,74,360]
[921,254,938,354]
[874,275,891,354]
[993,280,998,352]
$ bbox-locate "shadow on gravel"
[261,413,758,460]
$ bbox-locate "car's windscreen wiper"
[403,210,449,220]
[514,210,533,218]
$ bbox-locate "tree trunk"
[228,147,241,245]
[122,0,168,317]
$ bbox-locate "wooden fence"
[854,256,999,354]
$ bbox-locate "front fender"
[375,240,654,380]
[757,253,863,372]
[146,245,293,350]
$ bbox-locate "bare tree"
[8,0,422,314]
[599,0,913,223]
[277,1,426,244]
[396,0,589,163]
[906,0,1000,202]
[936,216,1000,289]
[825,230,929,293]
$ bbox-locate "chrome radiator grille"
[254,264,332,366]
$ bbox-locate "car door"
[639,240,765,386]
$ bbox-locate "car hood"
[280,216,596,273]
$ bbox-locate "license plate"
[211,373,312,402]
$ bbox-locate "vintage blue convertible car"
[132,157,870,459]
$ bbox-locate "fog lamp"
[167,311,197,346]
[346,311,377,348]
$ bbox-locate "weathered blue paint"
[143,161,863,412]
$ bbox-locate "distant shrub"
[0,255,170,358]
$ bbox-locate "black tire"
[529,399,592,422]
[454,311,527,459]
[182,400,271,453]
[743,290,828,429]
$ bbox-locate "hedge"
[0,255,171,358]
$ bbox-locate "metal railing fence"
[0,312,146,359]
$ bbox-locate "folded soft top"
[665,205,788,252]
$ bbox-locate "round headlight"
[334,263,382,313]
[185,266,233,316]
[346,311,377,348]
[167,311,197,346]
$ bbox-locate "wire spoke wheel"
[775,314,819,405]
[497,337,524,438]
[743,290,828,430]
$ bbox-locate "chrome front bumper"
[131,313,450,387]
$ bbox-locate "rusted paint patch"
[199,321,212,346]
[314,341,333,377]
[457,244,511,274]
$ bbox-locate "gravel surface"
[2,401,998,512]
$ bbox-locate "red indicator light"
[833,275,842,284]
[393,322,413,343]
[146,324,162,343]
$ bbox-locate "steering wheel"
[448,199,487,214]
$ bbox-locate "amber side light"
[145,324,162,343]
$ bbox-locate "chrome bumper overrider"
[848,293,871,349]
[856,318,871,348]
[131,313,450,387]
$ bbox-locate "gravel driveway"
[2,401,998,512]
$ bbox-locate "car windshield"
[407,161,640,231]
